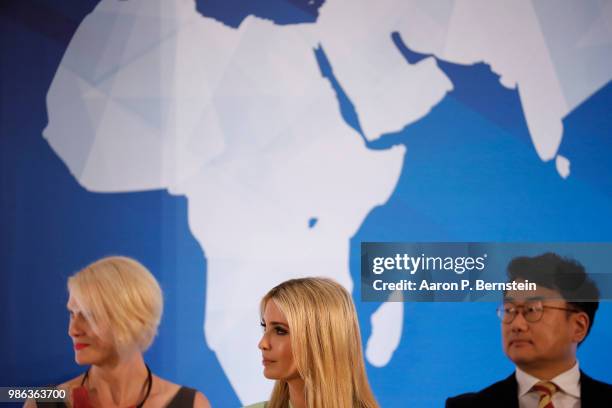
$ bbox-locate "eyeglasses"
[496,300,579,323]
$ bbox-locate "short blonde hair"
[68,256,163,352]
[261,277,378,408]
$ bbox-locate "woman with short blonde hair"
[30,256,210,408]
[67,256,163,353]
[249,277,379,408]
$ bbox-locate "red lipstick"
[74,343,89,350]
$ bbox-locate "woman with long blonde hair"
[247,277,379,408]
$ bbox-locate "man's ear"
[572,311,590,344]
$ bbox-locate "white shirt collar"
[515,361,581,399]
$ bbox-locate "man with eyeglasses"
[446,252,612,408]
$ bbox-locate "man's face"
[501,283,586,371]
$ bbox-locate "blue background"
[1,1,611,406]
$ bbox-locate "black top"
[167,387,197,408]
[446,371,612,408]
[38,386,197,408]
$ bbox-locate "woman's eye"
[274,326,288,335]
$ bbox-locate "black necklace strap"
[80,364,153,407]
[80,368,88,386]
[138,364,152,408]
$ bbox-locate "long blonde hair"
[261,277,378,408]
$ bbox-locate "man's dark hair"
[507,252,600,342]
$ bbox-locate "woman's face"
[67,293,117,366]
[258,300,299,381]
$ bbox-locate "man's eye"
[504,307,516,314]
[525,304,541,313]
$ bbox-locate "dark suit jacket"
[446,371,612,408]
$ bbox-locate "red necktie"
[532,381,558,408]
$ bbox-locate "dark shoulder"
[581,371,612,402]
[582,372,612,389]
[165,386,210,408]
[151,376,210,408]
[446,375,516,408]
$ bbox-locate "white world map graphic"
[44,0,612,403]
